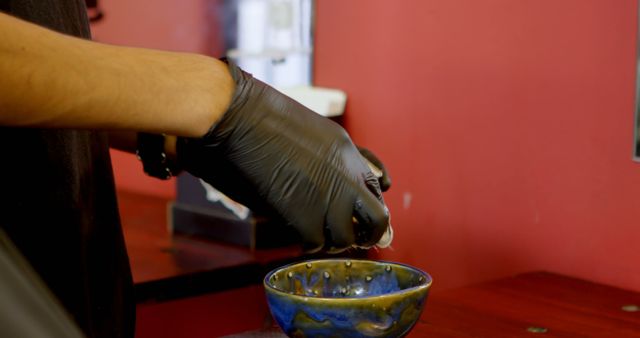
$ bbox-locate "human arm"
[1,12,391,252]
[102,58,393,253]
[0,12,233,137]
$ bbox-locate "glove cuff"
[175,58,248,170]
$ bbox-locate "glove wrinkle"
[177,59,391,251]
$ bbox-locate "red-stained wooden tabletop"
[117,190,640,337]
[412,271,640,337]
[224,272,640,337]
[117,190,301,285]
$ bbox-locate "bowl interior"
[265,259,430,299]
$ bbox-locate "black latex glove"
[177,60,390,253]
[357,146,392,192]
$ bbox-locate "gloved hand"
[357,146,392,192]
[177,60,390,253]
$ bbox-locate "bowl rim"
[263,258,432,301]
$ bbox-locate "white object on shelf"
[234,0,313,89]
[277,85,347,117]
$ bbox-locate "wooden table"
[116,191,639,336]
[117,190,366,302]
[414,271,640,337]
[226,272,640,337]
[117,190,305,302]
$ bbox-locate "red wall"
[93,0,640,293]
[315,0,640,292]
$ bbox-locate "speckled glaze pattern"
[264,259,432,338]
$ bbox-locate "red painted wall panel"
[315,0,640,291]
[91,0,640,293]
[88,2,640,336]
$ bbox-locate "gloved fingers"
[352,178,390,247]
[286,211,326,254]
[323,195,357,253]
[357,146,391,192]
[300,237,325,254]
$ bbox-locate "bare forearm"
[0,12,233,137]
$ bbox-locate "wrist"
[136,133,181,180]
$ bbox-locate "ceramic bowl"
[264,259,432,337]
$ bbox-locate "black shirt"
[0,1,135,337]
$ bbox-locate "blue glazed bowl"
[264,259,432,337]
